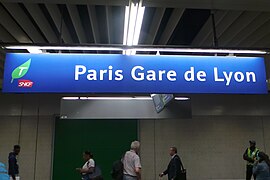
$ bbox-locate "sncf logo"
[18,80,34,88]
[11,59,34,88]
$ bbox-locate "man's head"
[249,140,256,150]
[83,151,93,161]
[169,147,177,156]
[13,145,20,155]
[130,141,140,153]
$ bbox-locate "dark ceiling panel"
[38,4,59,43]
[58,4,79,43]
[139,7,155,44]
[77,4,95,43]
[95,5,108,44]
[168,9,211,45]
[110,6,125,44]
[153,8,173,45]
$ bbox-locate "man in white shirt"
[123,141,142,180]
[76,151,95,180]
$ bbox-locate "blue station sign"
[2,53,268,94]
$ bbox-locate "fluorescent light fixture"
[132,48,267,54]
[27,47,42,54]
[62,97,79,100]
[5,46,267,55]
[175,97,190,101]
[6,46,123,51]
[63,97,152,100]
[123,0,145,55]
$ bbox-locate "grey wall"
[0,94,61,180]
[140,117,270,180]
[1,93,270,180]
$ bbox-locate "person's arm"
[135,167,141,180]
[78,167,94,174]
[9,156,16,180]
[243,149,254,163]
[134,156,142,180]
[159,164,169,177]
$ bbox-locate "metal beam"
[2,0,270,11]
[219,11,261,47]
[251,32,270,48]
[0,0,128,6]
[144,7,165,45]
[0,5,31,43]
[192,11,227,46]
[158,8,184,45]
[87,5,100,43]
[66,4,87,43]
[0,24,17,43]
[3,3,46,43]
[24,3,58,43]
[228,12,270,47]
[106,6,111,44]
[239,19,270,47]
[144,0,270,12]
[203,11,242,46]
[45,4,73,43]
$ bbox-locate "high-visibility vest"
[247,148,259,165]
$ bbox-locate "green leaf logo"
[11,59,31,83]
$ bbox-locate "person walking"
[8,145,20,180]
[159,147,185,180]
[253,152,270,180]
[76,151,95,180]
[243,141,260,180]
[123,141,142,180]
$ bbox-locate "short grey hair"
[131,141,140,149]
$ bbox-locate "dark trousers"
[246,165,256,180]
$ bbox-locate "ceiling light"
[62,97,79,100]
[6,46,123,51]
[27,47,42,54]
[63,97,152,100]
[123,0,145,55]
[4,46,267,55]
[175,97,190,101]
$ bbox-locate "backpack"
[0,162,9,180]
[111,159,124,180]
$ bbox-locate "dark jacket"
[253,161,270,180]
[8,152,19,177]
[163,154,183,180]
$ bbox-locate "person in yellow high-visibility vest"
[243,140,259,180]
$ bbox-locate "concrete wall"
[140,117,270,180]
[1,94,270,180]
[0,94,61,180]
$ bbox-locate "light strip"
[123,0,145,55]
[62,97,152,100]
[62,97,79,100]
[5,46,123,51]
[132,48,267,54]
[27,47,43,54]
[175,97,190,100]
[5,46,267,54]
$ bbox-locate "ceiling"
[1,0,270,88]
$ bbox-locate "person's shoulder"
[8,152,15,158]
[89,159,95,163]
